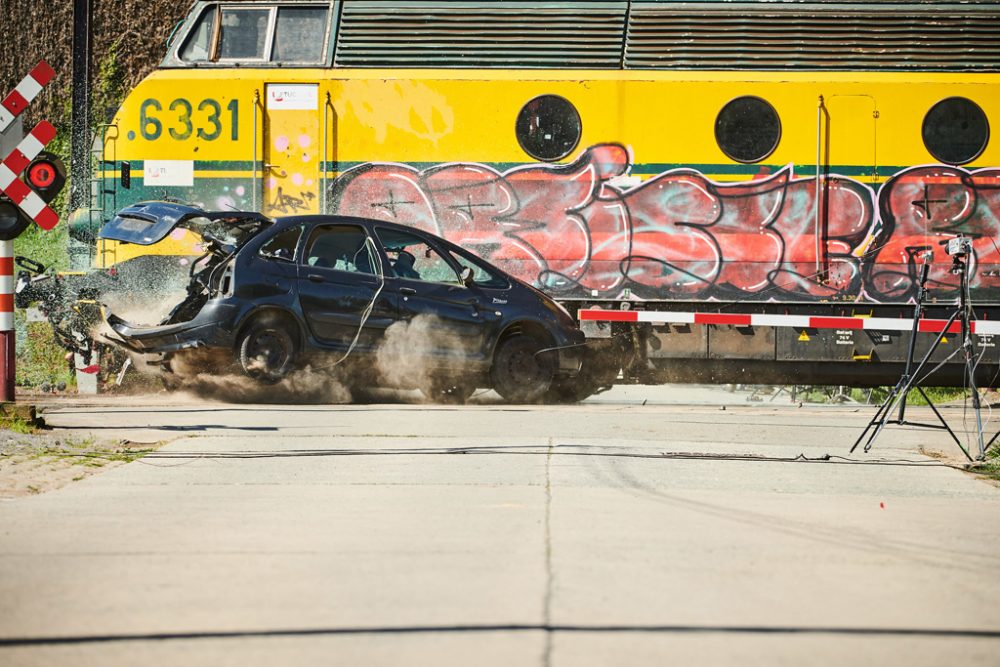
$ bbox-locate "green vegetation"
[29,439,153,468]
[849,386,971,406]
[969,441,1000,482]
[0,413,38,435]
[751,385,972,405]
[15,314,75,390]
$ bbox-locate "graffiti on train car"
[328,143,1000,302]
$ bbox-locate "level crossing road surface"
[2,385,1000,665]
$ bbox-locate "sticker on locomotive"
[266,85,318,111]
[143,160,194,187]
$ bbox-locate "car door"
[374,226,498,362]
[295,223,396,351]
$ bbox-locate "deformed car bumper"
[550,329,587,377]
[104,301,241,354]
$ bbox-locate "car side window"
[304,225,377,275]
[375,227,461,284]
[447,249,510,289]
[259,226,302,262]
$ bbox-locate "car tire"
[490,334,554,403]
[545,376,599,404]
[237,318,297,384]
[544,345,617,404]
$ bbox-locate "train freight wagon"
[71,0,1000,396]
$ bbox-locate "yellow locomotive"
[74,0,1000,385]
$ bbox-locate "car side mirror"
[460,266,475,287]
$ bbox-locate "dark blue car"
[100,202,585,403]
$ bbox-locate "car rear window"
[259,225,302,262]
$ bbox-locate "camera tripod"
[851,251,986,462]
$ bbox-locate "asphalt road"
[2,385,1000,666]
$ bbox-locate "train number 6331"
[138,98,238,141]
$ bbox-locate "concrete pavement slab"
[2,389,999,665]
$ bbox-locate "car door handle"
[307,274,324,283]
[400,287,417,295]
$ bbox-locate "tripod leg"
[850,384,901,453]
[966,353,986,462]
[986,430,1000,453]
[862,383,914,453]
[914,387,970,461]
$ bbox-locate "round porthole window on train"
[515,95,582,162]
[922,97,989,166]
[714,96,781,164]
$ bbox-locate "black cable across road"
[11,444,983,472]
[1,622,999,647]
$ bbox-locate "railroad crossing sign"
[0,61,55,133]
[0,61,60,232]
[0,60,61,404]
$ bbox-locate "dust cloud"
[97,308,484,404]
[374,314,477,394]
[173,364,353,404]
[99,256,195,326]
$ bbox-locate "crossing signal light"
[24,152,65,203]
[0,200,30,240]
[0,152,65,240]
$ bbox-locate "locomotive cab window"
[177,3,330,65]
[715,96,781,164]
[273,7,328,63]
[922,97,989,166]
[218,7,272,61]
[515,95,582,162]
[179,6,216,62]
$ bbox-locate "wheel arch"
[234,306,305,353]
[491,319,556,358]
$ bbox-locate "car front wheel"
[237,318,297,384]
[490,334,554,403]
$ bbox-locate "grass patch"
[849,386,970,406]
[29,441,152,467]
[0,414,38,434]
[970,443,1000,482]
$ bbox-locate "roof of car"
[272,214,445,241]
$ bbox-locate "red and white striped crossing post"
[0,242,13,402]
[0,60,60,402]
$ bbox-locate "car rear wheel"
[490,334,554,403]
[237,318,296,384]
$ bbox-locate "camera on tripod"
[944,235,972,258]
